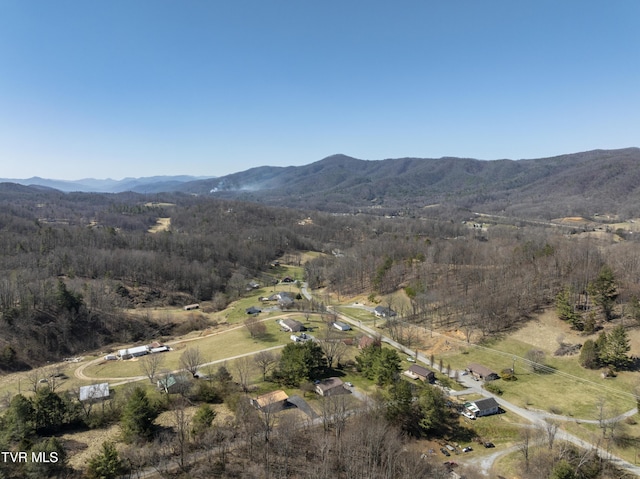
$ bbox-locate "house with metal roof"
[79,383,110,402]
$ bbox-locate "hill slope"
[182,148,640,218]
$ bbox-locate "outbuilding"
[79,383,110,402]
[332,321,351,331]
[118,345,149,359]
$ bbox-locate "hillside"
[182,148,640,218]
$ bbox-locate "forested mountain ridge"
[0,175,213,193]
[183,147,640,218]
[5,148,640,218]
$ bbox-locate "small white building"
[79,383,110,402]
[333,321,351,331]
[150,345,170,353]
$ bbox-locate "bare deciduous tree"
[544,419,559,450]
[139,353,165,384]
[318,328,347,368]
[234,356,253,393]
[254,350,278,381]
[245,316,267,338]
[180,347,203,377]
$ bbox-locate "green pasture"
[441,338,637,419]
[334,306,377,325]
[84,319,290,379]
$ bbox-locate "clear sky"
[1,1,638,180]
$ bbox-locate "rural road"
[327,304,640,477]
[74,315,290,386]
[72,290,640,476]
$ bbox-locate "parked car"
[440,448,450,457]
[463,446,473,452]
[484,442,495,448]
[345,382,353,387]
[406,356,416,362]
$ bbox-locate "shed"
[79,383,110,402]
[184,303,200,311]
[150,345,170,353]
[246,306,262,315]
[333,321,351,331]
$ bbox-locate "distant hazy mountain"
[179,148,640,218]
[4,148,640,219]
[0,175,214,193]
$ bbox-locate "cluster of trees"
[514,419,627,479]
[556,265,619,332]
[0,386,88,478]
[580,325,632,370]
[272,341,325,387]
[355,344,402,386]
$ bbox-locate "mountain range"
[3,147,640,219]
[182,147,640,218]
[0,175,213,194]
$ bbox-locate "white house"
[465,398,500,418]
[373,306,397,318]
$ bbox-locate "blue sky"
[1,1,638,180]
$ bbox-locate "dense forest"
[2,183,640,368]
[0,186,319,366]
[181,148,640,218]
[2,181,640,478]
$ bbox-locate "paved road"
[327,305,640,477]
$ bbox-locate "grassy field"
[84,318,292,379]
[440,337,637,418]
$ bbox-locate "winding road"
[326,303,640,477]
[72,284,640,476]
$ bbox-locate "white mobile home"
[118,345,149,359]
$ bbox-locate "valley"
[2,154,640,478]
